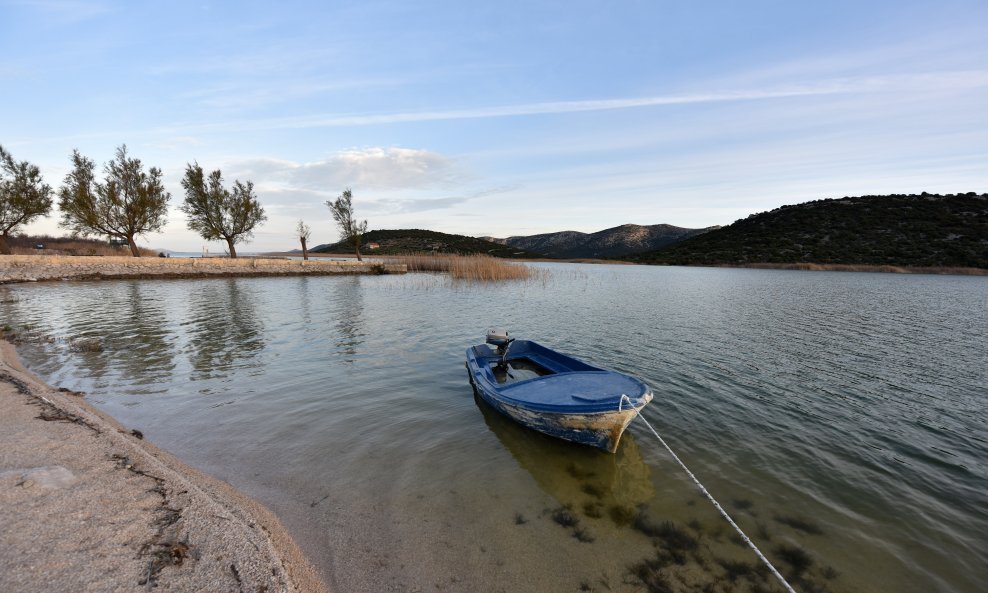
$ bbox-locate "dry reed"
[386,254,537,281]
[11,236,159,257]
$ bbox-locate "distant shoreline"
[263,252,986,275]
[711,262,987,275]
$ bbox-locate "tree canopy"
[180,164,266,258]
[326,188,368,260]
[0,145,53,254]
[58,145,170,257]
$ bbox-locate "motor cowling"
[486,328,510,347]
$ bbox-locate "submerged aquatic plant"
[717,559,762,582]
[773,514,824,535]
[581,482,606,499]
[550,506,580,529]
[582,501,604,519]
[627,555,675,593]
[633,515,698,552]
[565,462,596,480]
[608,504,636,527]
[774,543,814,578]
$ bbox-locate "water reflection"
[295,276,314,327]
[52,282,177,389]
[185,279,264,380]
[474,393,654,514]
[114,283,177,387]
[330,276,365,363]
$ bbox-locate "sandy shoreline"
[0,340,329,593]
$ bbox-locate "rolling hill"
[629,193,988,268]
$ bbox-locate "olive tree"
[296,220,311,260]
[326,188,367,261]
[180,163,266,258]
[58,145,170,257]
[0,145,53,254]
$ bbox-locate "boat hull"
[467,365,651,453]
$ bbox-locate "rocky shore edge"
[0,254,405,284]
[0,340,329,593]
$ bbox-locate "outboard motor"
[486,328,515,368]
[486,327,512,351]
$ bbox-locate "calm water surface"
[2,265,985,593]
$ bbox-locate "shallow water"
[2,265,986,593]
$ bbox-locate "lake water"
[2,265,985,593]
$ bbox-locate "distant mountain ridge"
[483,223,716,259]
[630,193,988,268]
[310,228,540,258]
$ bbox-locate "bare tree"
[58,145,170,257]
[180,163,266,258]
[0,145,53,254]
[326,188,368,261]
[296,220,311,260]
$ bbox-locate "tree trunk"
[226,237,238,258]
[127,235,140,257]
[0,233,10,255]
[353,237,362,261]
[301,237,308,260]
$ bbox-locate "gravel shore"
[0,340,328,593]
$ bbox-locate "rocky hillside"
[311,229,539,258]
[629,193,988,268]
[484,223,714,259]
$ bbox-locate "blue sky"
[2,0,987,252]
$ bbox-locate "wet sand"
[0,340,328,593]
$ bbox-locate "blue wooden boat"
[466,329,653,453]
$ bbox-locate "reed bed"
[386,254,539,281]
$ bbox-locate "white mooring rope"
[620,395,798,593]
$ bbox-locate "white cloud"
[229,147,458,192]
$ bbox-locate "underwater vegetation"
[510,456,845,593]
[608,504,637,527]
[547,504,597,543]
[773,515,824,535]
[551,505,580,529]
[583,501,604,519]
[632,514,698,565]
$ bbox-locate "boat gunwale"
[466,342,651,415]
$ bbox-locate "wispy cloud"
[176,77,409,111]
[368,185,520,214]
[159,70,988,134]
